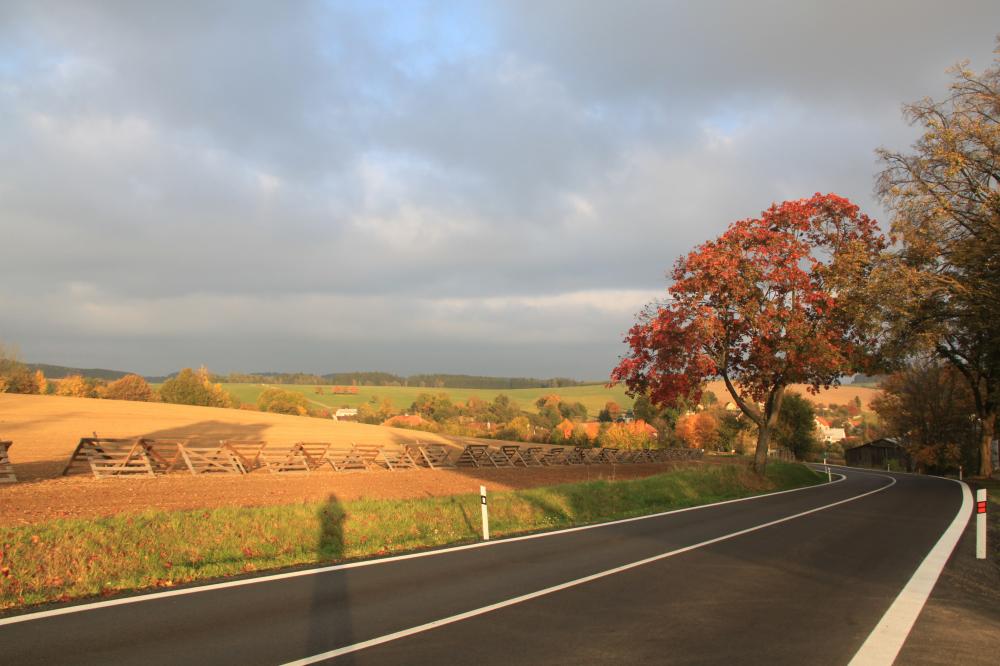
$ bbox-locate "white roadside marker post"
[827,465,832,483]
[480,485,490,541]
[976,489,987,560]
[959,465,963,481]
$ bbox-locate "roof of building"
[846,437,902,451]
[382,414,430,428]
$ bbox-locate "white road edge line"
[280,473,897,665]
[848,478,972,666]
[0,468,844,627]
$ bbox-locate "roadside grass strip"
[0,462,820,610]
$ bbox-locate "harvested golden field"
[0,393,502,481]
[702,380,881,408]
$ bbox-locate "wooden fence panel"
[0,440,15,483]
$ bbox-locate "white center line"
[282,474,896,665]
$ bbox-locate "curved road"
[0,467,970,665]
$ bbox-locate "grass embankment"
[0,462,820,610]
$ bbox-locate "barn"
[844,438,911,471]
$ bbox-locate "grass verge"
[0,462,821,611]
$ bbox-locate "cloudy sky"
[2,1,998,379]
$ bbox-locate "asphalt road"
[0,467,969,665]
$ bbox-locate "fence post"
[977,488,987,560]
[480,485,490,541]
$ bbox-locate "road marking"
[848,477,972,666]
[281,474,896,665]
[0,469,844,627]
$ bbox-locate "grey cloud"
[1,1,997,377]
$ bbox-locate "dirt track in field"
[0,394,723,525]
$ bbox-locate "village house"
[815,416,846,443]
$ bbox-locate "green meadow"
[216,383,635,415]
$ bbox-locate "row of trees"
[614,40,1000,475]
[0,351,236,409]
[215,371,587,390]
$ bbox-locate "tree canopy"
[612,193,885,471]
[876,44,1000,476]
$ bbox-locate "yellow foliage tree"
[56,375,92,398]
[33,369,47,395]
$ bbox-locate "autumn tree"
[410,392,458,421]
[598,400,622,422]
[674,412,719,449]
[56,374,94,398]
[773,393,819,461]
[257,387,310,416]
[498,415,533,442]
[598,422,650,450]
[693,412,719,450]
[872,360,978,474]
[159,367,233,408]
[33,370,47,395]
[102,374,158,402]
[612,194,885,471]
[0,343,39,394]
[487,394,519,423]
[876,42,1000,476]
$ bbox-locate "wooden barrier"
[379,446,419,470]
[62,438,157,478]
[323,444,369,472]
[406,443,455,469]
[521,447,545,466]
[0,440,15,483]
[219,440,266,472]
[298,442,332,471]
[350,444,386,470]
[455,444,495,468]
[178,443,246,475]
[500,445,530,467]
[258,444,310,473]
[142,439,189,474]
[541,447,568,465]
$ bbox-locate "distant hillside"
[26,363,132,381]
[217,371,593,390]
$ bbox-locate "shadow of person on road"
[304,492,356,664]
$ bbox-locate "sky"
[1,1,998,379]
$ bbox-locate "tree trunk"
[979,407,995,478]
[753,421,770,473]
[752,385,786,474]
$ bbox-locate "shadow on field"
[305,492,356,662]
[135,419,273,446]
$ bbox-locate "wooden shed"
[844,438,911,471]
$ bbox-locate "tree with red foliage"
[612,194,885,471]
